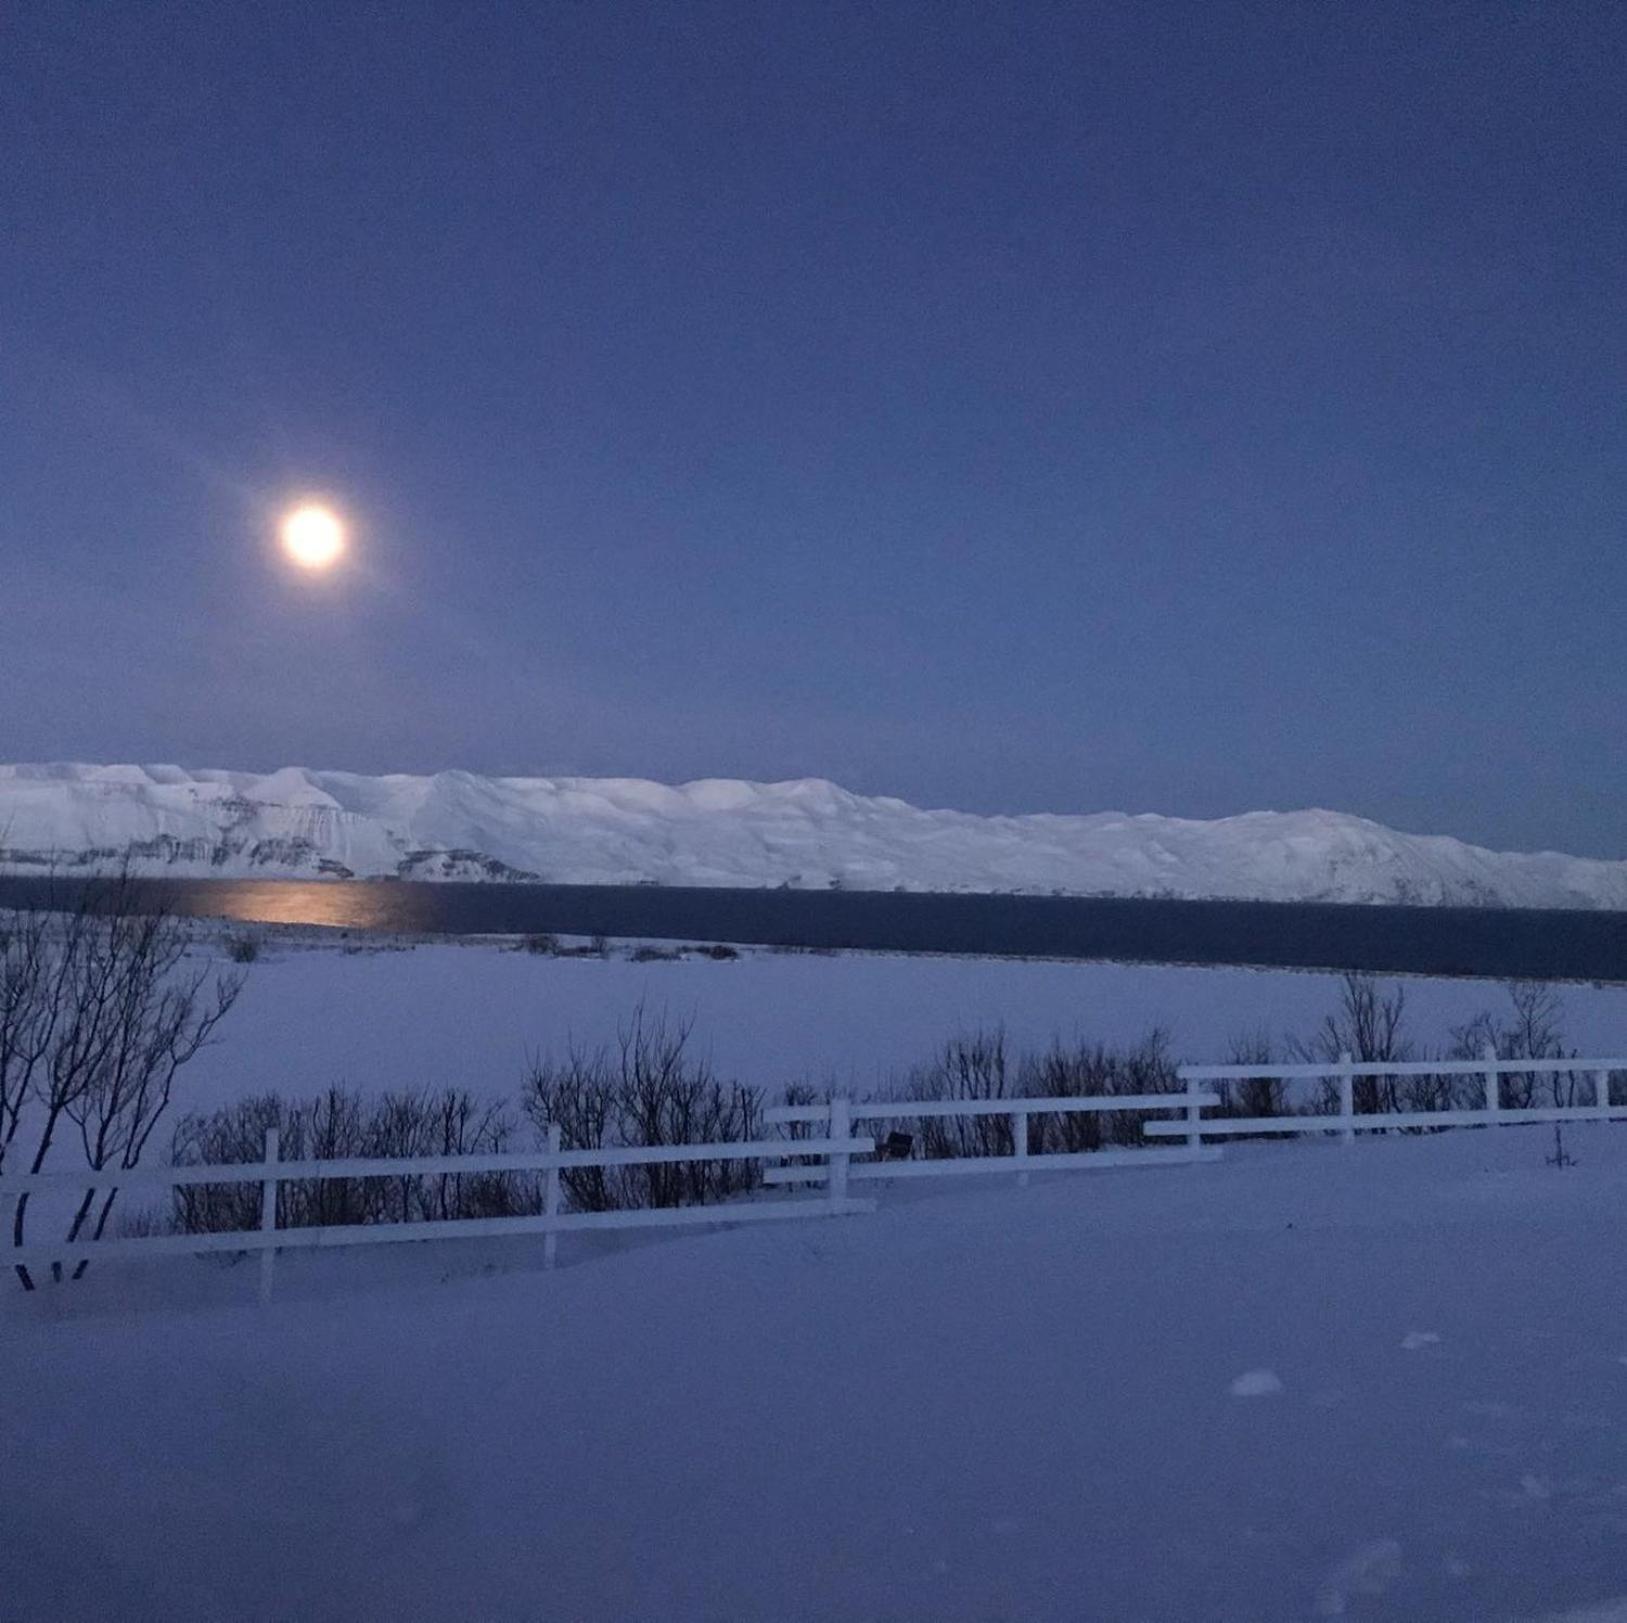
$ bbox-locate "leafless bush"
[1450,981,1577,1107]
[1292,974,1420,1116]
[1018,1040,1103,1152]
[522,1004,764,1211]
[2,873,243,1287]
[170,1085,528,1234]
[881,1028,1180,1159]
[902,1028,1014,1159]
[1449,981,1585,1164]
[1214,1029,1292,1121]
[1017,1030,1181,1150]
[1279,976,1584,1129]
[775,1080,827,1145]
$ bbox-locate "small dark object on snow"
[876,1130,914,1161]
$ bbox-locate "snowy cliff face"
[0,762,1623,909]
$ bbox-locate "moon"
[279,503,347,571]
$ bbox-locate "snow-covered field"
[179,940,1627,1109]
[6,760,1627,907]
[7,942,1627,1620]
[10,1129,1627,1621]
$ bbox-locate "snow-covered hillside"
[2,761,1625,909]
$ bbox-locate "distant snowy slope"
[1,761,1624,908]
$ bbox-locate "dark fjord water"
[0,876,1624,982]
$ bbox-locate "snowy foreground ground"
[9,1131,1627,1620]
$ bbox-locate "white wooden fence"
[763,1090,1222,1188]
[1,1125,876,1301]
[8,1052,1625,1300]
[1147,1051,1627,1146]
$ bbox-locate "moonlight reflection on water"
[0,877,1622,983]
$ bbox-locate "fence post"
[1184,1084,1204,1159]
[1013,1108,1030,1187]
[1483,1044,1500,1122]
[1338,1051,1354,1146]
[543,1122,562,1270]
[1595,1070,1611,1113]
[829,1098,851,1213]
[258,1127,279,1305]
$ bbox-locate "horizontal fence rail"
[1177,1057,1622,1080]
[767,1094,1218,1122]
[765,1090,1223,1187]
[2,1130,876,1299]
[1155,1051,1627,1147]
[1146,1105,1627,1139]
[0,1136,867,1195]
[763,1146,1221,1185]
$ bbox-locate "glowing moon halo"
[279,504,347,570]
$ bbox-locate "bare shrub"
[171,1092,291,1234]
[1285,976,1583,1125]
[1019,1041,1104,1154]
[904,1029,1013,1159]
[1450,981,1575,1108]
[170,1085,528,1234]
[1022,1030,1181,1150]
[522,1004,764,1212]
[0,908,56,1179]
[860,1029,1183,1161]
[1211,1028,1291,1121]
[1293,974,1417,1116]
[1451,983,1581,1169]
[3,874,243,1287]
[775,1080,827,1145]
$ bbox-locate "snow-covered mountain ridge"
[1,762,1623,909]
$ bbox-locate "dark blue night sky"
[4,2,1623,854]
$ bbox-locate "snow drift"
[1,760,1624,909]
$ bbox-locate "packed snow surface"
[10,1130,1627,1620]
[4,760,1626,907]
